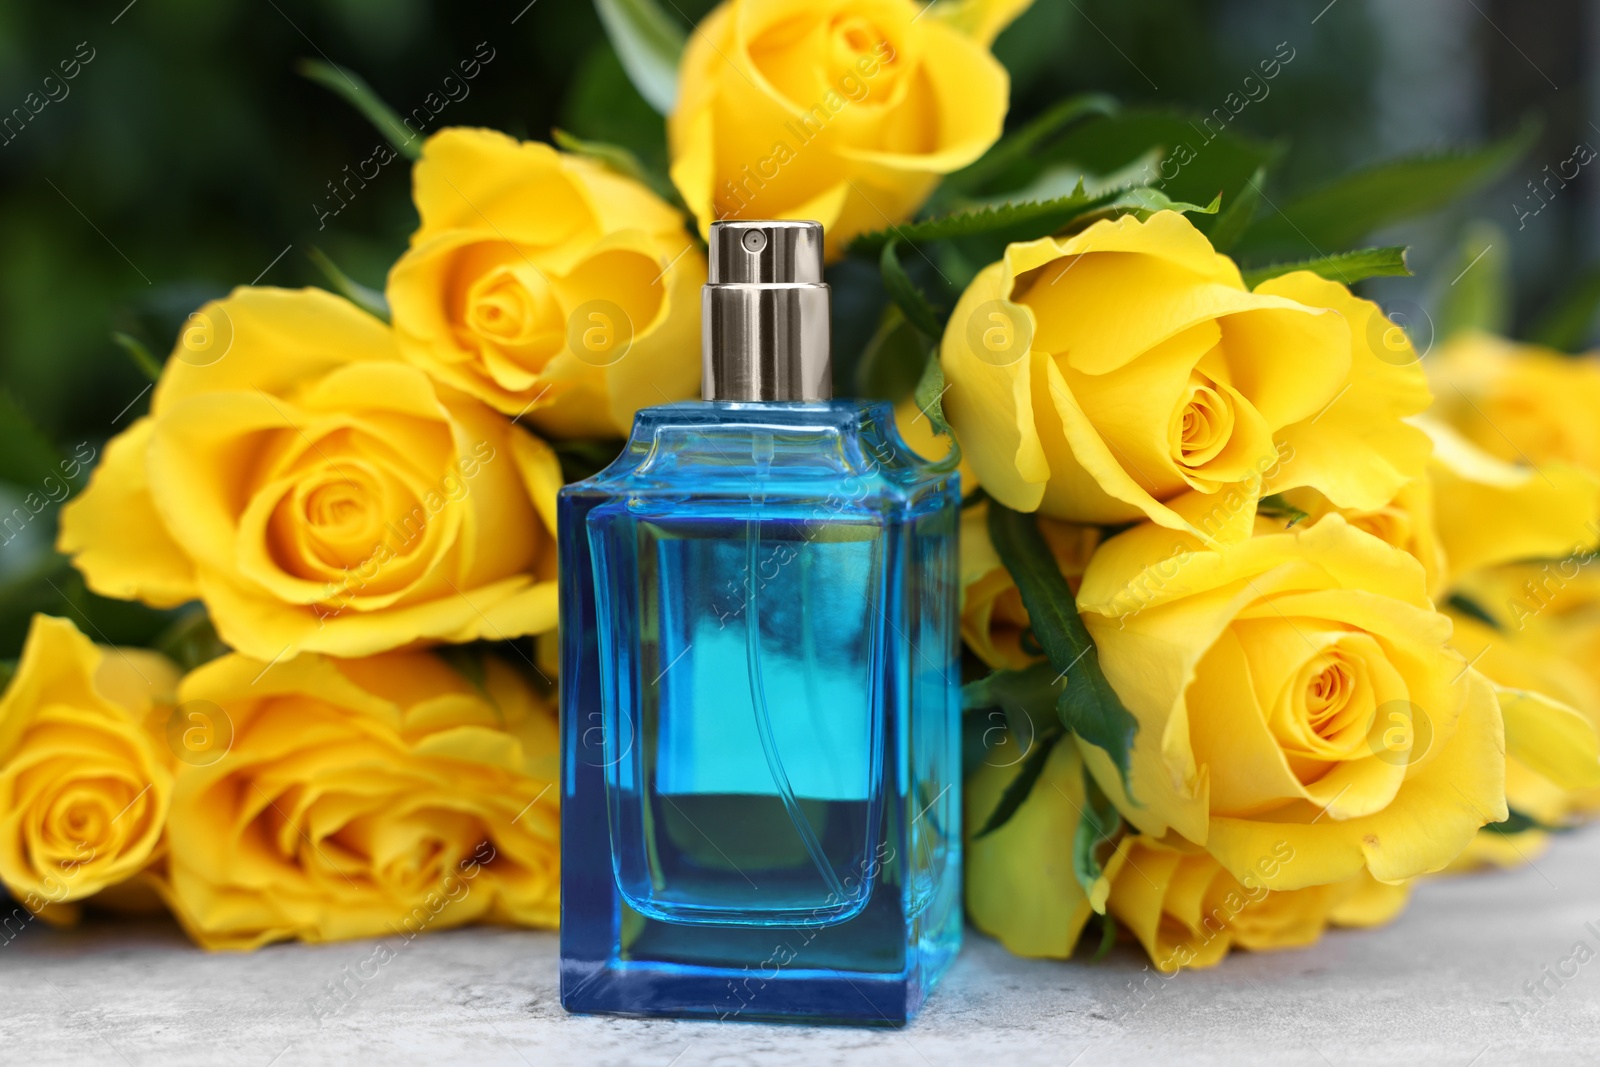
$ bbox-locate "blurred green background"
[0,0,1596,657]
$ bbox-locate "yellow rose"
[1446,610,1600,823]
[0,615,177,913]
[1453,563,1600,815]
[163,649,558,950]
[940,212,1432,541]
[1077,514,1506,888]
[1276,478,1444,597]
[388,128,705,437]
[1275,418,1600,598]
[959,499,1099,670]
[964,741,1409,970]
[1428,331,1600,477]
[1103,837,1409,973]
[59,287,561,661]
[669,0,1024,258]
[965,739,1101,958]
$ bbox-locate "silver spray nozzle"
[702,220,831,402]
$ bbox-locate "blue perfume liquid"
[559,400,961,1025]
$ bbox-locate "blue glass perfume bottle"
[558,220,961,1025]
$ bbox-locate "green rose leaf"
[1073,763,1122,914]
[848,182,1105,254]
[880,239,946,340]
[942,93,1120,198]
[1206,165,1265,253]
[1436,221,1510,341]
[971,730,1061,839]
[1241,246,1411,290]
[1240,121,1537,255]
[0,391,65,491]
[552,128,678,204]
[1483,808,1566,835]
[1065,186,1220,231]
[963,661,1068,751]
[1040,108,1282,219]
[307,248,390,322]
[911,350,954,440]
[1529,268,1600,351]
[296,59,420,161]
[152,608,229,675]
[854,306,929,403]
[594,0,685,116]
[111,333,162,384]
[986,502,1138,790]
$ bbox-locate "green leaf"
[1072,763,1122,913]
[854,306,928,403]
[911,350,953,439]
[152,608,229,674]
[307,248,390,322]
[1483,808,1565,835]
[849,182,1102,254]
[963,661,1067,712]
[1241,122,1537,255]
[1528,268,1600,351]
[986,503,1139,788]
[1068,186,1220,229]
[1437,221,1510,340]
[1091,911,1119,962]
[0,658,15,698]
[593,0,685,116]
[880,240,945,339]
[552,128,678,204]
[1240,247,1411,290]
[112,332,162,383]
[561,42,670,173]
[1041,108,1282,219]
[296,59,420,161]
[0,391,63,490]
[1206,166,1265,253]
[942,93,1119,197]
[972,730,1061,839]
[551,438,625,483]
[963,661,1068,747]
[1445,592,1502,630]
[1257,492,1310,527]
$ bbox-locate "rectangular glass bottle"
[558,398,961,1025]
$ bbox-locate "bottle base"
[560,931,959,1027]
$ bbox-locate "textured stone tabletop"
[3,827,1596,1066]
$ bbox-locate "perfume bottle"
[558,220,962,1025]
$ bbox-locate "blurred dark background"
[0,0,1596,653]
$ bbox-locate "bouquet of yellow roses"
[3,0,1598,977]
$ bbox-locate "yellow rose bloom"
[163,649,558,950]
[965,741,1409,970]
[59,287,561,661]
[1428,331,1600,477]
[669,0,1025,258]
[1276,478,1444,597]
[959,499,1099,670]
[965,739,1100,958]
[1077,514,1506,889]
[1104,837,1409,974]
[940,213,1432,541]
[1447,608,1600,821]
[1275,417,1600,598]
[0,615,178,912]
[388,128,705,437]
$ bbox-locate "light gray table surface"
[2,826,1596,1067]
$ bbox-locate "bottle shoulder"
[559,400,960,511]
